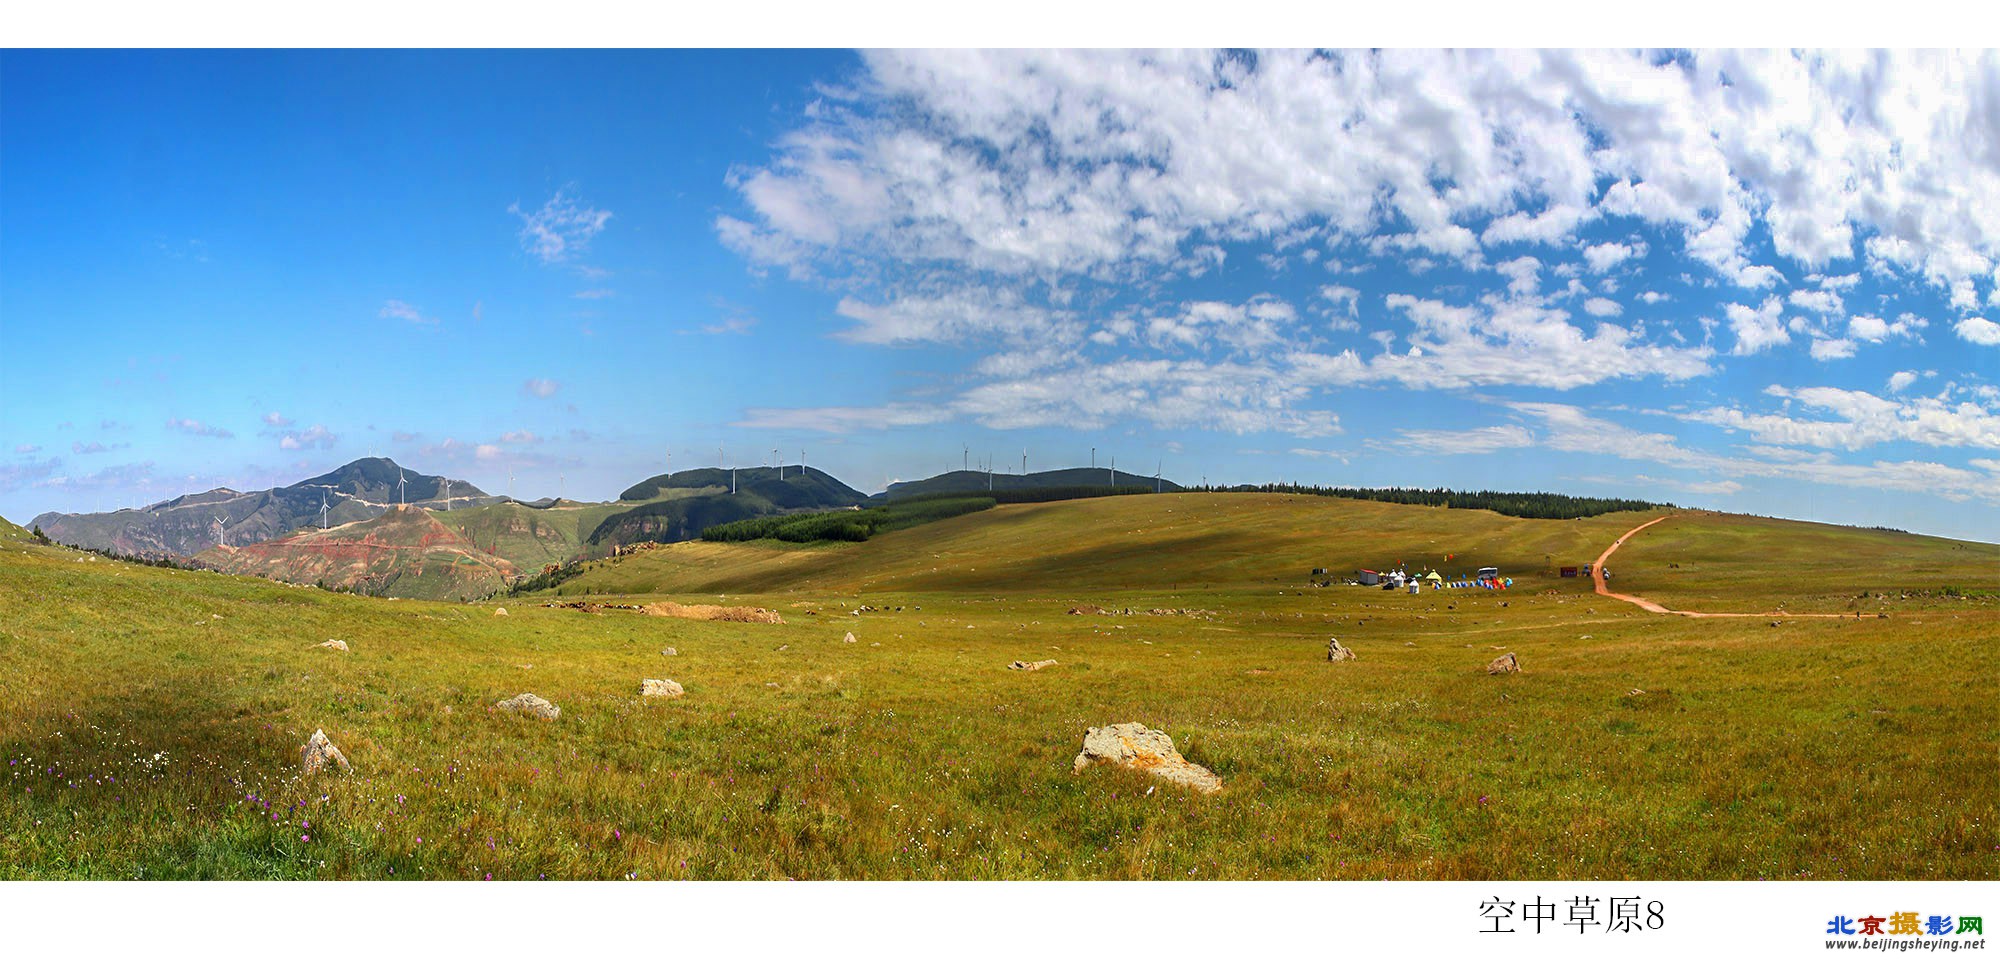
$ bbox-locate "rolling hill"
[194,504,516,599]
[554,492,2000,610]
[880,466,1181,500]
[29,457,492,559]
[7,487,1991,881]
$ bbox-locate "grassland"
[2,496,1994,880]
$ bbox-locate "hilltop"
[881,466,1181,500]
[195,503,515,599]
[29,457,491,559]
[0,514,34,543]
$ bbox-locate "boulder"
[1486,652,1520,675]
[1007,659,1058,672]
[640,678,684,699]
[661,647,679,656]
[1325,638,1356,662]
[316,639,349,652]
[496,692,560,719]
[842,631,857,644]
[1071,722,1222,794]
[1067,604,1106,616]
[301,729,352,775]
[494,607,508,616]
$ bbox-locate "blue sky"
[3,49,1997,541]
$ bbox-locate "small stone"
[661,647,678,656]
[301,729,352,776]
[1007,659,1058,672]
[1072,723,1221,794]
[316,639,349,652]
[1325,638,1356,662]
[1486,652,1520,675]
[640,679,684,699]
[842,631,857,644]
[496,693,560,720]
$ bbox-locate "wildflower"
[302,834,310,842]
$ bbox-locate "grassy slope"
[1606,511,2000,612]
[561,493,1649,596]
[0,515,32,542]
[2,497,1995,880]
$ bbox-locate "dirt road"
[1593,515,1859,619]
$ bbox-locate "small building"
[1477,566,1499,580]
[1356,569,1381,586]
[1559,566,1579,578]
[1312,567,1327,576]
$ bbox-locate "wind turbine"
[211,516,226,547]
[442,477,451,509]
[508,469,516,500]
[320,491,329,529]
[1156,458,1163,493]
[963,445,969,472]
[1109,456,1115,486]
[1023,449,1028,476]
[397,470,407,507]
[1091,447,1096,469]
[774,448,781,480]
[987,454,994,491]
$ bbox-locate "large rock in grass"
[1007,659,1058,672]
[640,678,684,699]
[496,692,560,719]
[316,639,349,652]
[301,729,352,775]
[1326,638,1356,662]
[1486,652,1520,675]
[1071,722,1222,794]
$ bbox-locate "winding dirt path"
[1593,515,1858,619]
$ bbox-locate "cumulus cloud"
[1583,297,1623,317]
[1517,403,1999,504]
[511,189,611,264]
[1849,313,1928,343]
[278,425,337,450]
[1583,242,1642,274]
[166,418,233,439]
[1955,316,2000,346]
[1723,297,1790,355]
[263,412,293,428]
[1685,384,2000,451]
[523,378,561,399]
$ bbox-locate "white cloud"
[1386,424,1534,455]
[1787,288,1842,314]
[1809,338,1857,361]
[1887,370,1921,393]
[378,300,437,325]
[1685,384,2000,451]
[278,424,337,451]
[262,412,293,428]
[1848,313,1927,343]
[1723,297,1790,355]
[523,378,561,399]
[571,289,615,300]
[166,418,233,439]
[1582,297,1623,317]
[1583,241,1642,274]
[510,189,611,264]
[1954,316,2000,346]
[499,430,541,444]
[1517,402,1999,504]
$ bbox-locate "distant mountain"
[196,504,515,600]
[597,466,870,548]
[29,457,493,559]
[880,467,1182,500]
[618,465,867,506]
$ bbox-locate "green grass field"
[2,495,1995,880]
